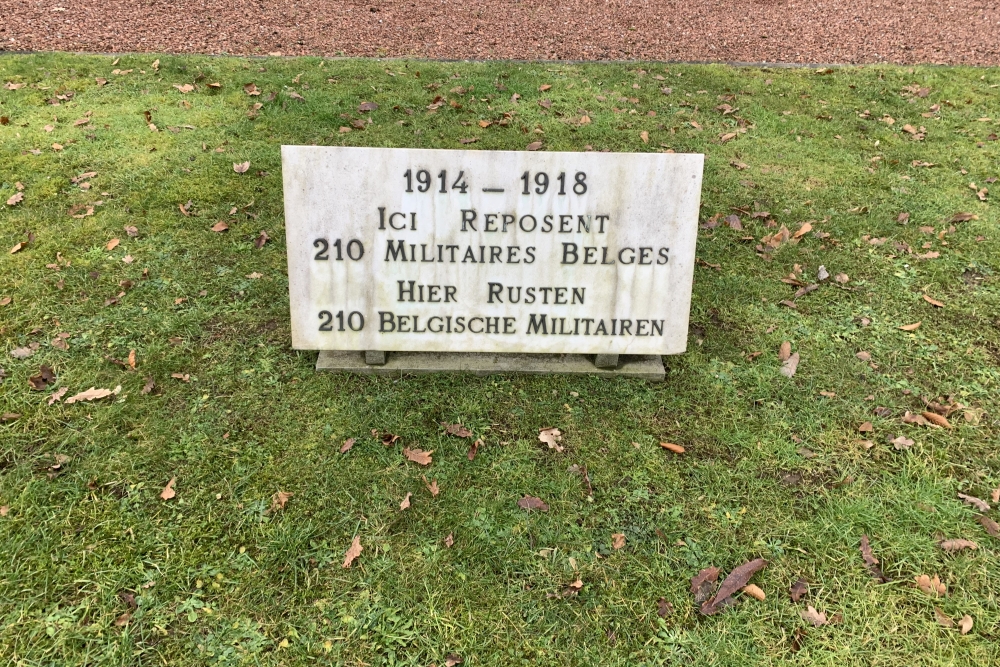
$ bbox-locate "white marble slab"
[282,146,703,355]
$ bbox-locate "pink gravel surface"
[1,0,998,65]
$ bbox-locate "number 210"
[521,171,587,195]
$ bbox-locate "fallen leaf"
[342,535,362,568]
[916,574,947,596]
[903,411,930,426]
[860,535,888,582]
[468,438,482,461]
[526,141,543,151]
[958,492,990,512]
[403,447,433,465]
[923,412,951,428]
[801,606,828,627]
[1,413,21,423]
[539,84,552,92]
[538,427,564,452]
[444,653,463,667]
[159,477,176,500]
[10,346,35,359]
[899,322,922,331]
[173,83,195,93]
[793,222,812,239]
[423,475,440,496]
[742,584,766,601]
[458,137,478,144]
[6,192,23,206]
[141,377,155,394]
[923,294,945,308]
[859,422,874,433]
[890,435,914,450]
[170,373,190,382]
[106,238,121,251]
[935,608,955,628]
[701,558,767,615]
[115,611,131,627]
[444,532,454,547]
[640,130,649,144]
[780,352,800,378]
[958,615,973,634]
[254,230,270,249]
[657,597,673,617]
[517,495,549,511]
[28,365,56,390]
[0,506,7,516]
[939,539,978,552]
[271,490,293,511]
[444,422,473,438]
[611,533,625,550]
[789,578,808,602]
[691,566,720,604]
[10,242,27,254]
[47,386,68,405]
[993,489,1000,503]
[977,514,999,538]
[211,221,229,232]
[778,341,791,361]
[358,101,378,112]
[233,161,250,174]
[339,437,355,454]
[399,492,412,510]
[244,83,260,96]
[659,442,685,454]
[65,387,116,404]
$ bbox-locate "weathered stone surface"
[316,350,665,381]
[283,146,703,356]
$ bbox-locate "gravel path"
[1,0,998,65]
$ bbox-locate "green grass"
[1,53,999,666]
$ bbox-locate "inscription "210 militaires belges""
[311,167,670,339]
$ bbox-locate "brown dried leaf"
[211,221,229,232]
[339,437,355,454]
[958,492,990,512]
[403,447,433,465]
[526,141,543,151]
[922,294,945,308]
[922,411,951,428]
[611,533,625,550]
[659,442,685,454]
[517,495,549,511]
[538,427,564,452]
[899,322,922,331]
[254,230,270,249]
[423,475,440,496]
[233,161,250,174]
[6,192,23,206]
[691,566,720,604]
[780,352,800,378]
[939,539,977,552]
[173,83,195,94]
[789,578,808,602]
[271,490,293,511]
[468,438,482,461]
[342,535,362,568]
[358,101,378,112]
[858,421,874,433]
[959,614,973,634]
[28,364,56,391]
[742,584,766,600]
[935,608,955,627]
[47,386,68,405]
[159,477,176,500]
[977,514,999,538]
[800,606,828,627]
[141,377,155,395]
[657,597,673,618]
[444,653,463,667]
[793,222,812,239]
[701,558,767,615]
[915,573,947,596]
[399,492,412,510]
[444,422,473,438]
[65,387,115,404]
[778,341,792,361]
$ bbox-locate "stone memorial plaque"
[282,146,703,357]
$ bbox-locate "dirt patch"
[2,0,998,65]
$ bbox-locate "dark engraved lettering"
[397,315,411,333]
[636,319,649,336]
[526,314,548,334]
[619,319,632,336]
[594,320,608,335]
[596,214,609,233]
[651,320,664,336]
[638,247,653,265]
[618,247,635,264]
[541,215,554,233]
[583,246,597,264]
[484,213,498,232]
[525,287,536,304]
[488,282,503,303]
[601,247,615,265]
[576,215,590,233]
[378,206,386,230]
[485,317,499,334]
[554,287,567,305]
[428,316,444,333]
[507,246,520,264]
[503,317,517,334]
[469,317,484,334]
[502,214,515,232]
[489,246,502,263]
[427,285,440,302]
[447,245,460,262]
[445,286,457,302]
[389,211,407,230]
[507,286,521,303]
[379,311,396,332]
[461,209,477,231]
[524,247,536,264]
[413,315,427,333]
[539,287,552,304]
[658,247,669,264]
[561,243,579,265]
[420,244,434,262]
[463,246,477,263]
[385,240,408,262]
[572,287,585,304]
[559,215,573,233]
[519,214,537,232]
[454,316,466,334]
[398,280,415,302]
[582,318,594,335]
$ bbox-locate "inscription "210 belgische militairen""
[282,146,703,355]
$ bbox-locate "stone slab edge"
[316,350,665,381]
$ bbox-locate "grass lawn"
[1,53,999,666]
